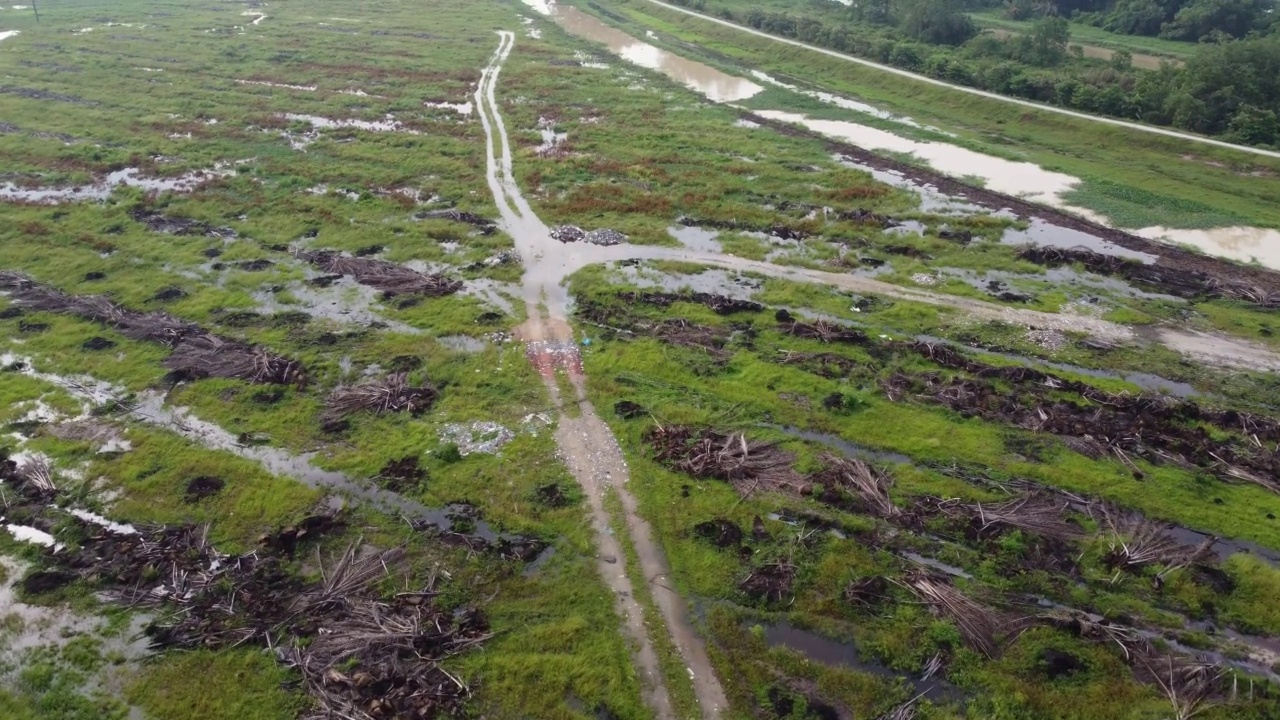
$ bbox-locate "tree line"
[670,0,1280,147]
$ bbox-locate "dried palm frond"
[895,572,1004,658]
[325,373,438,417]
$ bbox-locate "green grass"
[125,650,308,720]
[586,0,1280,230]
[969,10,1196,59]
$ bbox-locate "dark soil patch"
[308,274,345,288]
[130,209,235,238]
[18,321,49,333]
[693,518,744,548]
[21,570,76,595]
[414,209,494,227]
[388,355,422,373]
[202,247,223,258]
[271,311,311,327]
[183,475,225,502]
[378,455,426,492]
[218,311,263,327]
[251,388,285,404]
[151,286,187,302]
[0,307,23,319]
[354,244,385,257]
[82,336,116,351]
[83,271,106,281]
[475,311,503,325]
[614,400,646,419]
[1037,648,1086,679]
[534,483,573,508]
[618,290,763,315]
[233,259,275,272]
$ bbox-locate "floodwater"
[836,157,985,215]
[765,424,910,465]
[1001,218,1158,262]
[752,71,930,132]
[283,113,419,134]
[534,2,764,103]
[668,225,723,253]
[0,167,232,204]
[0,30,19,43]
[1135,226,1280,272]
[758,109,1081,209]
[901,552,973,579]
[2,355,504,539]
[760,620,962,701]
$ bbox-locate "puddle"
[962,344,1199,398]
[0,556,152,670]
[1165,525,1280,566]
[251,275,419,333]
[667,225,722,253]
[834,156,983,213]
[3,523,64,549]
[765,424,910,465]
[542,4,764,102]
[283,113,419,134]
[521,545,556,576]
[438,334,488,353]
[424,100,473,115]
[3,355,520,540]
[751,71,932,132]
[1135,226,1280,272]
[236,79,316,91]
[536,119,567,155]
[0,30,19,43]
[1149,327,1280,373]
[901,552,972,579]
[0,167,233,204]
[760,110,1080,209]
[759,620,961,702]
[1001,219,1158,263]
[66,508,138,535]
[241,10,266,25]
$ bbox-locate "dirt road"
[475,30,728,720]
[638,0,1280,160]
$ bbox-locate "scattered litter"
[1025,329,1068,351]
[551,225,627,246]
[439,421,515,456]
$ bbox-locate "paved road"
[640,0,1280,160]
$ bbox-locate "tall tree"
[899,0,978,45]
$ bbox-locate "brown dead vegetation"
[894,571,1007,658]
[882,343,1280,491]
[1019,246,1280,308]
[617,290,763,315]
[645,425,799,491]
[325,373,438,418]
[294,249,463,297]
[0,272,304,385]
[1101,508,1217,587]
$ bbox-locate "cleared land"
[3,1,1280,720]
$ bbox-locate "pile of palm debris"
[0,272,304,385]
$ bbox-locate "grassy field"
[585,0,1280,231]
[2,0,1280,719]
[969,10,1197,59]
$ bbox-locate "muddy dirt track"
[473,26,1280,720]
[475,30,728,719]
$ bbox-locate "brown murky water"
[538,3,763,102]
